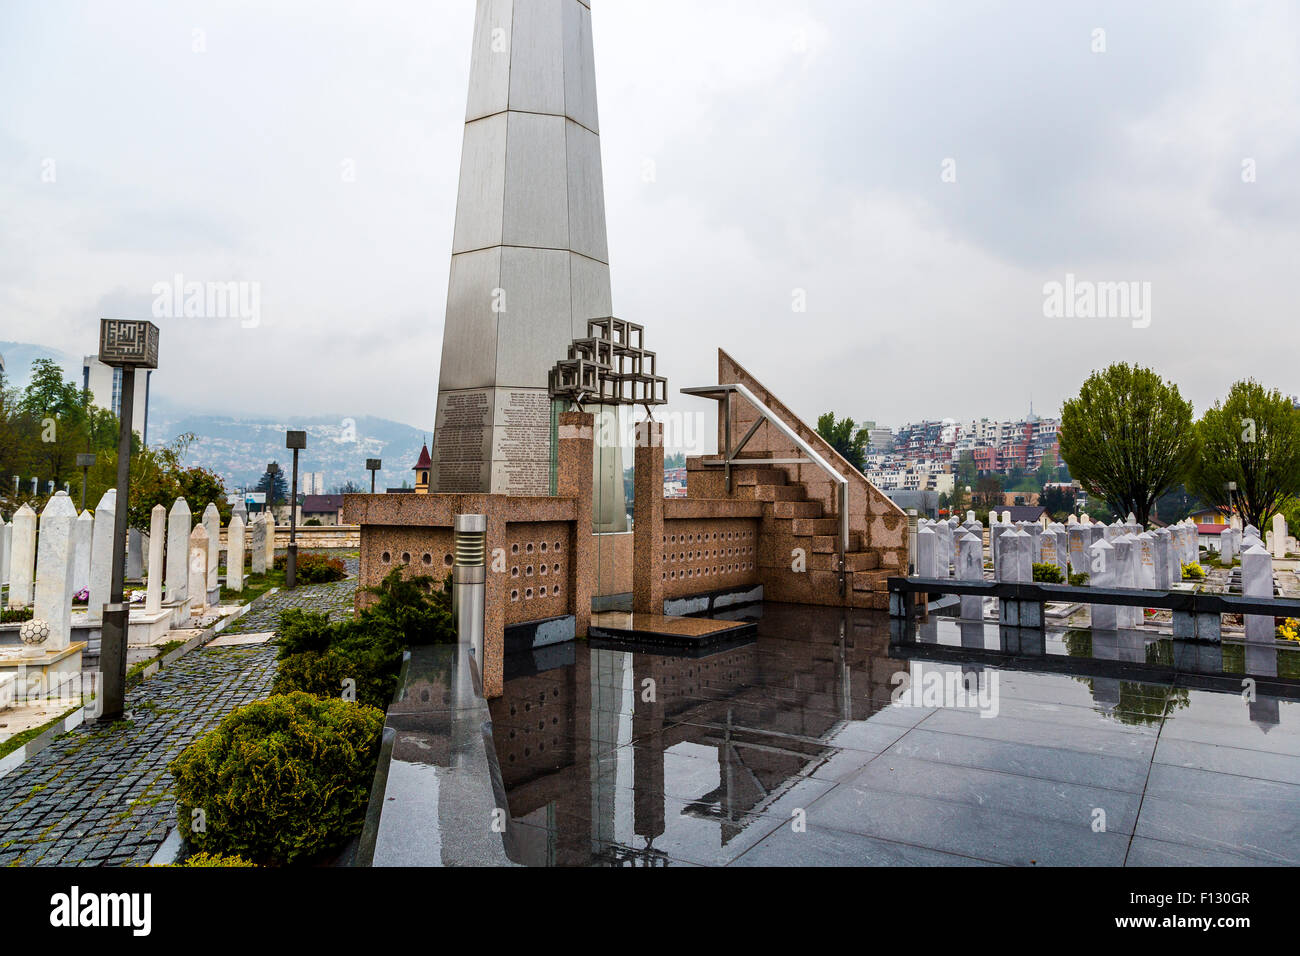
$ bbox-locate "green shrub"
[169,692,384,866]
[1182,562,1205,581]
[273,551,346,584]
[1032,563,1065,584]
[273,628,404,710]
[276,608,339,657]
[304,518,322,526]
[1068,571,1090,587]
[0,607,34,624]
[361,569,455,646]
[175,852,257,868]
[270,569,454,711]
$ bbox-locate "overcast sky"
[3,0,1299,446]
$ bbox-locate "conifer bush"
[169,692,384,865]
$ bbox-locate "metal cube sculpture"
[548,317,668,410]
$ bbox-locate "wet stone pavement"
[491,604,1300,867]
[0,559,359,867]
[221,556,358,635]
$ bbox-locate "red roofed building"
[413,443,432,496]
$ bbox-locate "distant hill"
[2,340,429,493]
[0,341,78,388]
[149,409,429,493]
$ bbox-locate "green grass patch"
[220,568,285,605]
[0,705,80,760]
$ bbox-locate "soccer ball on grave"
[18,618,51,647]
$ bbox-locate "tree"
[1058,363,1197,525]
[257,466,289,504]
[948,483,969,517]
[1153,484,1203,525]
[333,480,365,495]
[1040,485,1076,520]
[815,413,868,472]
[1187,380,1300,532]
[974,474,1004,510]
[954,451,977,489]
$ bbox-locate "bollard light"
[453,514,487,668]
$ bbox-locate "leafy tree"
[947,483,969,517]
[1187,380,1300,532]
[333,479,365,495]
[955,451,977,490]
[257,466,289,504]
[1040,485,1076,520]
[1058,363,1196,525]
[815,413,868,472]
[1153,484,1203,525]
[974,474,1004,510]
[177,467,231,524]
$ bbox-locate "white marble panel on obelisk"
[433,0,619,511]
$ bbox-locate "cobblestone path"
[221,557,358,635]
[0,568,359,867]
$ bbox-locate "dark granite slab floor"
[489,604,1300,867]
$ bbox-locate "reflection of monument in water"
[432,0,625,528]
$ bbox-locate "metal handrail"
[682,382,850,594]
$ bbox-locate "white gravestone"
[263,511,277,571]
[8,503,37,608]
[71,510,92,596]
[146,505,166,613]
[188,524,209,613]
[1273,513,1287,559]
[166,498,191,604]
[1242,544,1274,643]
[957,531,983,621]
[202,503,221,599]
[1089,539,1117,630]
[250,517,267,575]
[33,492,78,651]
[0,517,9,589]
[87,489,116,624]
[127,529,145,581]
[227,514,245,593]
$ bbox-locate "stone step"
[732,467,788,487]
[756,484,806,503]
[845,551,880,572]
[792,517,840,536]
[772,500,823,519]
[851,570,891,593]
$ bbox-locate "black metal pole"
[80,467,88,512]
[287,446,299,589]
[370,469,376,494]
[100,367,134,722]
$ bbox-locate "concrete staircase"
[731,465,889,610]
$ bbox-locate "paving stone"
[0,568,356,867]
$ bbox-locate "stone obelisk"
[433,0,615,500]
